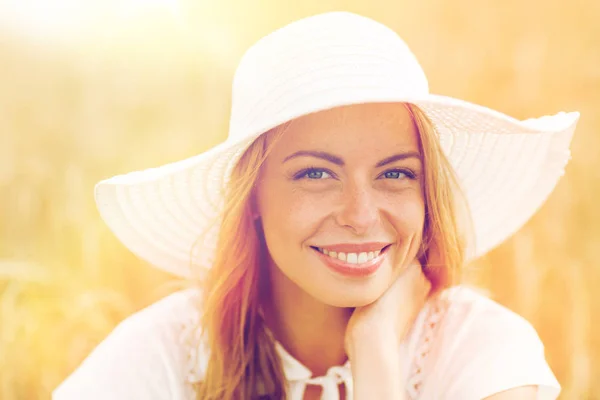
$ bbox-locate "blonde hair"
[196,103,467,399]
[405,104,468,293]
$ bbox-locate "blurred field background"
[0,0,598,399]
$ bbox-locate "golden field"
[0,1,598,398]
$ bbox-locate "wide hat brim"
[94,12,580,278]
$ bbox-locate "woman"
[53,11,579,400]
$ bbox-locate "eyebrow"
[282,150,421,167]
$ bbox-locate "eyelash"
[293,167,417,181]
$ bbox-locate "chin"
[314,286,384,308]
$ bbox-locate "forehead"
[275,103,419,155]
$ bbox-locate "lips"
[311,243,391,277]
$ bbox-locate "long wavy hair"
[195,103,468,399]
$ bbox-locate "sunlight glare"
[0,0,184,43]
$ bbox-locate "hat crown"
[228,12,429,140]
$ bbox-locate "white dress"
[52,285,561,400]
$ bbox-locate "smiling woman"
[256,104,435,307]
[52,11,578,400]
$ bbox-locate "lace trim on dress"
[178,291,204,388]
[406,292,450,400]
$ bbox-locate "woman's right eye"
[294,168,333,180]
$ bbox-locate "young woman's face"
[255,103,425,307]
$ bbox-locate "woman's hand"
[344,260,431,399]
[344,260,431,359]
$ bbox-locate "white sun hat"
[94,11,579,278]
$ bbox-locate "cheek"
[261,192,328,245]
[388,191,426,239]
[258,184,330,252]
[258,190,330,285]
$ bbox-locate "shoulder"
[409,285,561,400]
[441,285,538,341]
[52,288,202,400]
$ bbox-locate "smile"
[310,243,392,277]
[310,244,392,265]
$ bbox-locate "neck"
[261,259,353,377]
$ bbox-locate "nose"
[335,182,380,236]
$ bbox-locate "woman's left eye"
[380,169,414,180]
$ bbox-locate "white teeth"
[317,247,384,264]
[346,253,358,264]
[357,252,368,263]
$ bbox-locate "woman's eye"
[296,168,332,180]
[381,169,415,180]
